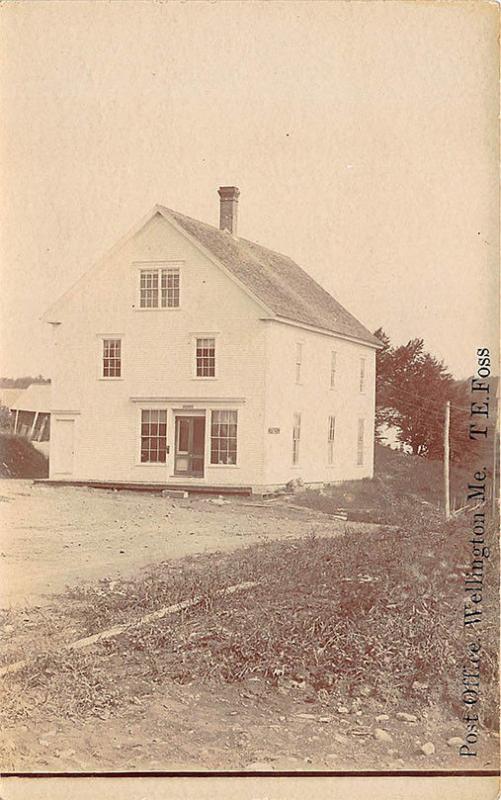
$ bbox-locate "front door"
[174,415,205,477]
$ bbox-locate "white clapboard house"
[43,187,380,493]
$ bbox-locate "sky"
[1,0,499,380]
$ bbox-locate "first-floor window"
[141,409,167,463]
[196,337,216,377]
[292,412,301,465]
[102,338,121,377]
[211,410,237,465]
[328,415,336,465]
[356,418,365,466]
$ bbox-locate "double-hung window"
[140,410,167,463]
[102,339,121,378]
[330,351,337,389]
[356,418,365,466]
[328,416,336,465]
[359,357,366,393]
[295,343,303,384]
[292,412,301,465]
[139,266,180,308]
[210,410,237,465]
[196,337,216,377]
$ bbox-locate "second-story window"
[102,339,121,378]
[196,337,216,377]
[139,267,180,308]
[359,357,366,393]
[295,343,303,384]
[330,350,337,389]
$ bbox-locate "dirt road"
[0,480,344,607]
[3,670,499,773]
[1,481,499,775]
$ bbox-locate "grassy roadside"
[0,433,48,478]
[292,444,477,522]
[1,506,498,732]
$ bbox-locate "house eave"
[266,316,382,349]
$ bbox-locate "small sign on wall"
[268,427,280,434]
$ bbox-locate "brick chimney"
[218,186,240,235]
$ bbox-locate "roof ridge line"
[154,205,379,347]
[160,205,301,265]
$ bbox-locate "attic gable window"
[139,267,180,308]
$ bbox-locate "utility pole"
[444,400,451,520]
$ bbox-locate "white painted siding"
[49,213,267,486]
[49,211,377,490]
[262,321,376,487]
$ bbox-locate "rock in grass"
[396,712,418,723]
[376,714,390,722]
[374,728,393,743]
[447,737,464,747]
[246,762,274,771]
[58,749,76,758]
[420,742,435,756]
[337,706,349,714]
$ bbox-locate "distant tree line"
[0,375,51,388]
[374,329,496,464]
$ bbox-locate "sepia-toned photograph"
[0,0,499,794]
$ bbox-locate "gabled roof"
[43,201,379,348]
[9,383,51,413]
[0,388,24,409]
[159,206,379,347]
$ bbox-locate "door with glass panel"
[174,415,205,477]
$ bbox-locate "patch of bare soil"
[0,481,354,607]
[2,678,499,773]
